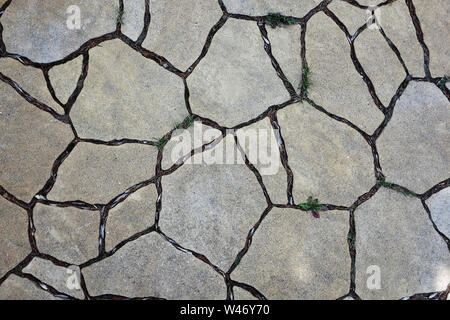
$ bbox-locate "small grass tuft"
[116,7,125,26]
[265,13,297,28]
[153,136,168,150]
[175,115,195,130]
[438,76,449,89]
[298,67,311,99]
[296,196,326,218]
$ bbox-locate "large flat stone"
[232,208,350,299]
[414,0,450,75]
[277,102,374,207]
[236,118,287,204]
[0,274,59,300]
[0,82,74,201]
[106,185,157,251]
[71,40,187,140]
[377,82,449,193]
[48,55,83,105]
[34,204,99,265]
[159,135,268,270]
[142,0,223,71]
[222,0,320,17]
[0,198,30,278]
[328,0,368,35]
[426,188,450,238]
[47,142,157,204]
[306,12,385,133]
[83,232,225,299]
[187,19,289,127]
[121,0,145,41]
[355,189,450,299]
[22,257,84,299]
[1,0,117,63]
[0,58,64,113]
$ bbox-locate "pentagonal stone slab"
[306,12,385,133]
[236,118,287,204]
[277,102,374,207]
[1,0,117,63]
[34,204,99,265]
[426,188,450,238]
[0,274,59,300]
[414,0,450,75]
[355,189,450,299]
[0,83,74,201]
[377,82,449,193]
[0,58,64,114]
[48,55,83,105]
[121,0,146,41]
[83,232,225,299]
[328,0,368,35]
[232,208,350,299]
[142,0,223,71]
[71,40,187,141]
[47,142,157,204]
[159,135,268,270]
[0,198,30,278]
[354,26,407,107]
[222,0,320,17]
[22,258,84,299]
[106,185,158,251]
[378,0,425,76]
[188,19,289,128]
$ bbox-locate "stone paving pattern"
[0,0,449,300]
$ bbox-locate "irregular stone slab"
[232,208,350,299]
[377,82,449,193]
[106,185,157,251]
[142,0,223,71]
[222,0,319,17]
[71,40,187,140]
[188,19,289,128]
[160,135,267,269]
[1,0,117,63]
[355,189,450,299]
[354,27,407,107]
[121,0,145,41]
[426,188,450,238]
[48,55,83,105]
[236,118,287,204]
[0,274,59,300]
[277,102,374,206]
[48,142,157,204]
[162,121,222,170]
[0,83,74,201]
[414,0,450,75]
[0,198,30,278]
[34,204,99,265]
[22,258,84,299]
[378,1,425,76]
[83,232,225,299]
[306,12,385,133]
[267,25,302,90]
[328,0,368,35]
[0,58,64,114]
[233,287,257,300]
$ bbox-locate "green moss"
[265,13,297,28]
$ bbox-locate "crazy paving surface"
[0,0,449,300]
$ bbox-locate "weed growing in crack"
[175,115,195,130]
[296,196,326,218]
[153,137,168,150]
[438,76,449,89]
[347,234,355,249]
[116,7,125,26]
[376,176,417,197]
[298,67,311,99]
[265,13,297,28]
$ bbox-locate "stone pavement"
[0,0,449,300]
